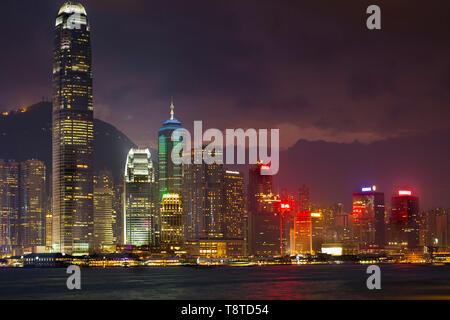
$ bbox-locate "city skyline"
[0,0,450,305]
[0,1,449,209]
[0,1,448,258]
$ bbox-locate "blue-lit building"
[158,101,184,200]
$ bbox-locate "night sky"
[1,0,449,208]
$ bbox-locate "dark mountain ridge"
[0,101,137,184]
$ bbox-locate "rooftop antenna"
[170,96,174,120]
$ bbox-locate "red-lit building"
[352,186,385,249]
[291,210,324,255]
[389,190,419,249]
[247,162,280,256]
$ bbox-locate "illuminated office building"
[158,101,183,200]
[124,148,155,246]
[182,148,225,240]
[160,193,183,246]
[247,162,280,256]
[93,171,114,251]
[298,185,310,212]
[389,190,419,249]
[52,2,94,254]
[20,160,46,247]
[292,211,311,254]
[310,211,324,253]
[424,208,449,249]
[223,170,245,239]
[247,162,273,214]
[352,186,385,248]
[112,182,124,245]
[0,160,20,253]
[292,210,324,255]
[335,212,352,241]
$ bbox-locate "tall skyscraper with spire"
[158,101,184,199]
[52,2,94,254]
[158,101,184,246]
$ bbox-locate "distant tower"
[247,162,280,256]
[160,193,183,246]
[223,170,245,239]
[158,101,184,245]
[182,147,225,240]
[298,185,310,212]
[389,190,419,249]
[93,170,114,252]
[158,101,184,199]
[124,148,155,246]
[20,159,46,247]
[0,160,20,254]
[52,2,94,254]
[352,186,385,248]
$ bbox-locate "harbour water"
[0,264,449,300]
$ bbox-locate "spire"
[170,97,175,120]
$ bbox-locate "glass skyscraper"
[352,188,385,248]
[124,148,155,246]
[0,160,20,254]
[52,2,94,254]
[158,102,184,200]
[389,190,419,249]
[93,170,115,252]
[20,160,46,248]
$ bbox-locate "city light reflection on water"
[0,264,449,300]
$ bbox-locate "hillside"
[0,101,137,184]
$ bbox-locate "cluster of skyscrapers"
[1,2,449,259]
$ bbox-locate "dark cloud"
[2,0,449,148]
[0,1,449,165]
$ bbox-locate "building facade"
[93,170,115,252]
[247,162,281,256]
[389,190,420,249]
[182,148,226,240]
[158,102,183,200]
[352,187,385,248]
[160,193,183,246]
[19,160,46,248]
[223,170,245,239]
[124,148,155,246]
[52,2,94,254]
[0,160,20,253]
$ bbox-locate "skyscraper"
[292,210,324,255]
[292,211,312,255]
[93,170,114,252]
[223,170,245,239]
[389,190,420,249]
[52,2,94,254]
[352,186,385,248]
[247,162,280,256]
[124,148,155,246]
[160,193,183,246]
[182,148,225,240]
[158,101,183,200]
[0,160,20,254]
[298,185,310,212]
[158,102,184,246]
[19,160,46,248]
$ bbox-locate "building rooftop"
[58,2,87,16]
